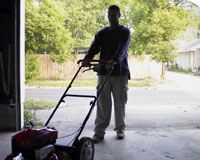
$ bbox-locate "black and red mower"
[5,59,113,160]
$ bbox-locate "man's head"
[108,5,121,27]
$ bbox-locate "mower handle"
[77,59,108,65]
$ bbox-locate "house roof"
[178,39,200,52]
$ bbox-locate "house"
[74,47,88,54]
[176,39,200,72]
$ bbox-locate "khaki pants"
[94,75,128,137]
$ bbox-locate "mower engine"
[35,144,55,160]
[6,126,58,160]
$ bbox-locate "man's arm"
[82,33,101,67]
[84,33,101,60]
[112,28,131,63]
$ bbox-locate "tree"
[146,9,189,78]
[63,0,134,50]
[126,0,193,78]
[25,0,74,62]
[63,0,109,50]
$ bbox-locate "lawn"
[26,79,154,87]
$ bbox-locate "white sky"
[188,0,200,6]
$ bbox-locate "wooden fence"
[37,54,162,80]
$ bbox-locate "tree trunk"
[161,63,165,80]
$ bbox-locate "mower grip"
[77,59,108,65]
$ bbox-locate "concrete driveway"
[1,71,200,160]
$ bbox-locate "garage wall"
[0,0,25,131]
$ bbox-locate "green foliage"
[25,54,40,83]
[25,0,197,67]
[151,42,177,63]
[168,64,192,73]
[24,98,56,110]
[24,98,57,126]
[128,0,193,66]
[25,0,74,57]
[51,53,69,64]
[24,104,37,126]
[64,0,108,49]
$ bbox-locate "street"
[25,71,200,106]
[25,88,200,105]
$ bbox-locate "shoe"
[116,131,125,140]
[92,135,104,144]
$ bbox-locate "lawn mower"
[5,59,113,160]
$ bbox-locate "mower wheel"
[75,137,94,160]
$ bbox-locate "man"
[83,5,131,143]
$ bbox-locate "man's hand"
[82,61,90,67]
[106,60,116,69]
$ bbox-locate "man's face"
[108,9,121,26]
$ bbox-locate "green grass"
[24,98,57,126]
[27,79,154,87]
[128,80,153,87]
[27,80,98,87]
[167,66,192,73]
[24,98,57,110]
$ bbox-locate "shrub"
[24,104,38,126]
[24,98,56,126]
[25,54,40,83]
[168,64,192,73]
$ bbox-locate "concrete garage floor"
[1,71,200,160]
[2,104,200,160]
[36,104,200,160]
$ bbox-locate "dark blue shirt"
[85,25,131,79]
